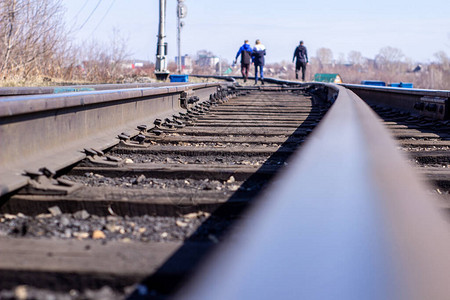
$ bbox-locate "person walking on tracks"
[234,40,253,83]
[293,40,309,81]
[252,39,266,85]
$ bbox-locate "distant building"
[196,50,219,67]
[175,55,193,69]
[121,60,152,69]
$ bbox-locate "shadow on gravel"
[128,90,330,299]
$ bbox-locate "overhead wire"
[77,0,103,30]
[72,0,90,22]
[91,0,117,34]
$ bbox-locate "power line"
[91,0,117,34]
[78,0,103,30]
[72,0,90,22]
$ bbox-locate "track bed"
[0,89,325,299]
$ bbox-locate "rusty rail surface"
[178,81,450,300]
[0,82,231,197]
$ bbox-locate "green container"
[314,73,342,83]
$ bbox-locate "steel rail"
[342,83,450,120]
[0,82,194,97]
[177,83,450,300]
[187,75,236,83]
[0,82,229,197]
[192,75,450,120]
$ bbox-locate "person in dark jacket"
[252,39,266,85]
[234,40,253,82]
[293,41,308,81]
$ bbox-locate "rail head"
[0,82,220,97]
[341,83,450,98]
[0,82,226,118]
[341,83,450,120]
[194,75,450,120]
[177,83,450,300]
[0,82,231,197]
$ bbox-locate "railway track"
[0,85,326,299]
[177,81,450,300]
[1,79,450,299]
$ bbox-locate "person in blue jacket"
[252,39,266,85]
[234,40,253,83]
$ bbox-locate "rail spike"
[21,167,81,196]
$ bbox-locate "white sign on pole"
[178,4,187,18]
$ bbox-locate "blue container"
[169,75,189,82]
[361,80,386,87]
[389,82,413,88]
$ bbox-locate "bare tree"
[108,28,130,79]
[284,45,448,89]
[0,0,19,77]
[375,47,404,69]
[337,52,346,65]
[79,29,130,83]
[0,1,133,84]
[434,51,449,69]
[348,51,363,66]
[0,0,70,80]
[316,48,333,68]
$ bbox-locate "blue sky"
[61,0,450,64]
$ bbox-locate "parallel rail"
[197,75,450,120]
[342,83,450,120]
[0,82,229,196]
[0,82,189,97]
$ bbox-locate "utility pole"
[155,0,169,81]
[177,0,187,74]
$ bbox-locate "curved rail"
[192,75,450,120]
[0,82,232,196]
[178,83,450,299]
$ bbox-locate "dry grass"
[0,76,94,87]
